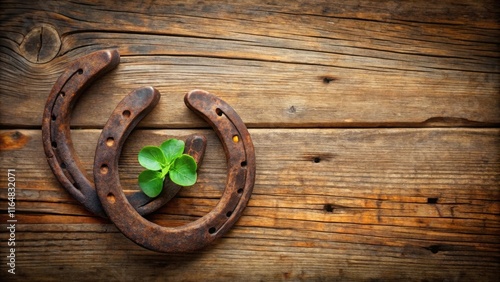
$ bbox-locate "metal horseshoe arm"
[42,50,120,217]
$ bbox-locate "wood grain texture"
[0,0,499,128]
[0,128,499,281]
[0,0,499,281]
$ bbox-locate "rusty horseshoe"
[94,90,256,252]
[42,50,206,217]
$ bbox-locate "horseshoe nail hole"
[51,114,57,121]
[226,211,233,217]
[100,164,109,174]
[208,227,216,234]
[241,161,247,167]
[107,193,115,204]
[51,141,57,148]
[232,135,239,143]
[60,162,66,169]
[215,108,223,116]
[77,69,83,75]
[59,91,65,97]
[237,188,243,194]
[106,137,115,147]
[122,110,131,118]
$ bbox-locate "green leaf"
[138,146,167,171]
[169,154,197,186]
[138,170,164,198]
[160,139,185,164]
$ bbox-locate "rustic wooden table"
[1,0,499,281]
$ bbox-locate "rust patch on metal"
[0,131,30,151]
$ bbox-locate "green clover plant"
[138,139,197,198]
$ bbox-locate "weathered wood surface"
[1,128,499,281]
[1,0,499,128]
[0,0,499,281]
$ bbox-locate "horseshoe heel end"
[184,88,256,171]
[106,86,161,142]
[76,49,120,79]
[185,134,207,165]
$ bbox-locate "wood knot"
[19,24,61,64]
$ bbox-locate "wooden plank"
[0,0,499,281]
[0,0,499,128]
[0,128,498,280]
